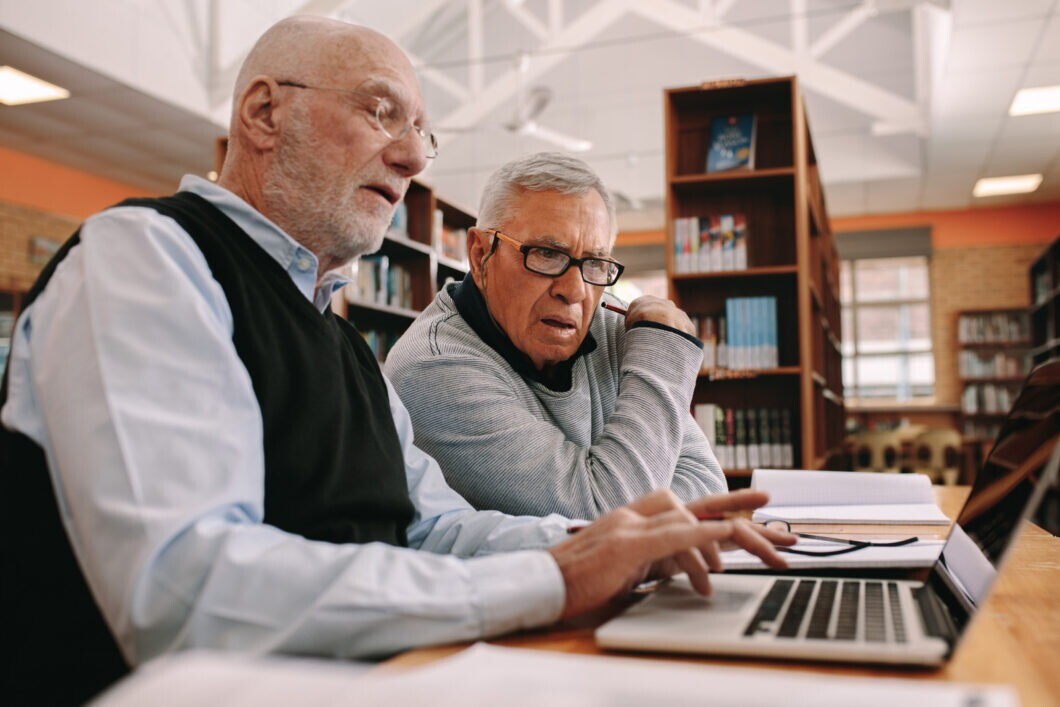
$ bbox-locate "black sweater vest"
[0,192,415,704]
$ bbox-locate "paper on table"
[94,643,1018,707]
[721,538,946,571]
[751,469,950,524]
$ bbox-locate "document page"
[94,643,1018,707]
[721,538,946,570]
[751,469,950,524]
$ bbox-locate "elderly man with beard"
[0,16,791,705]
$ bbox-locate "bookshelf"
[956,308,1032,442]
[0,288,26,373]
[1029,236,1060,366]
[665,76,844,481]
[331,181,473,362]
[213,137,470,363]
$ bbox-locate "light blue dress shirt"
[1,175,568,666]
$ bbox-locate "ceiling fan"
[438,84,592,153]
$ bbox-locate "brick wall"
[0,200,78,293]
[931,243,1042,405]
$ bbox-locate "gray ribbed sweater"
[385,284,727,518]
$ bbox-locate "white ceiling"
[1,0,1057,227]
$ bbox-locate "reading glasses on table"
[758,519,919,557]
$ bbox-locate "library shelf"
[345,300,421,321]
[1029,236,1060,365]
[665,76,844,482]
[956,308,1032,440]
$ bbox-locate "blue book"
[706,114,756,172]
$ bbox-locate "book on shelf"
[673,213,748,274]
[347,255,414,310]
[962,382,1018,415]
[431,208,469,265]
[957,311,1029,344]
[750,468,949,525]
[691,297,777,371]
[694,405,794,471]
[958,350,1030,379]
[705,113,756,172]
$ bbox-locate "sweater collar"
[450,275,597,392]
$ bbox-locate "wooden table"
[388,487,1060,707]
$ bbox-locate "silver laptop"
[597,359,1060,666]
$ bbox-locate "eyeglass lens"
[525,248,620,285]
[374,97,437,158]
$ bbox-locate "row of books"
[961,382,1020,415]
[360,328,400,364]
[1032,268,1052,305]
[962,420,1002,441]
[433,209,469,265]
[673,214,748,274]
[694,405,795,470]
[958,350,1031,380]
[347,255,414,311]
[689,297,779,371]
[957,312,1030,344]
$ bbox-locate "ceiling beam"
[809,1,875,58]
[435,0,630,141]
[468,0,484,94]
[791,0,807,55]
[504,0,550,41]
[633,0,925,135]
[548,0,563,33]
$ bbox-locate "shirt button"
[296,256,312,271]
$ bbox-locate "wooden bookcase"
[956,308,1032,443]
[0,288,26,373]
[330,181,473,362]
[664,76,844,480]
[214,137,470,362]
[1029,236,1060,366]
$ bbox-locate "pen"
[601,301,627,316]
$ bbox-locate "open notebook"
[749,469,950,524]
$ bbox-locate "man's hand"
[624,295,696,337]
[548,489,795,620]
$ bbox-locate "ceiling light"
[1009,85,1060,116]
[972,174,1043,198]
[0,66,70,106]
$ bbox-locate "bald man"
[0,16,790,704]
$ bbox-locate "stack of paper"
[94,644,1018,707]
[751,469,951,524]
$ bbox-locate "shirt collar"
[450,275,597,393]
[178,175,351,312]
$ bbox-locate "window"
[840,255,934,401]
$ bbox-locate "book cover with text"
[706,113,756,172]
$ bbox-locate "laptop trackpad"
[651,583,756,613]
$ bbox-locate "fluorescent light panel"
[973,174,1043,198]
[0,66,70,105]
[1009,85,1060,116]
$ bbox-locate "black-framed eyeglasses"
[480,227,625,286]
[277,80,438,158]
[759,519,918,557]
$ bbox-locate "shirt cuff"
[467,550,565,637]
[630,320,703,348]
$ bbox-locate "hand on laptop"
[549,489,796,620]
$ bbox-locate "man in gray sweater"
[386,153,726,518]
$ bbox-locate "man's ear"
[236,76,285,151]
[467,228,493,288]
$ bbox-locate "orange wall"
[831,202,1060,248]
[0,145,157,220]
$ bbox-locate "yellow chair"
[913,428,963,485]
[850,429,902,473]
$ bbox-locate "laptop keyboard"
[743,578,907,643]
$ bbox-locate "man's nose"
[383,129,430,178]
[549,264,589,304]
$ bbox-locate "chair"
[913,428,963,485]
[849,429,902,473]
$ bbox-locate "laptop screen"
[929,359,1060,627]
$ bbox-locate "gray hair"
[476,152,618,239]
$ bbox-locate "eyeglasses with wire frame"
[277,80,438,158]
[481,227,625,286]
[758,519,919,557]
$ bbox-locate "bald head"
[219,15,430,278]
[231,16,416,126]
